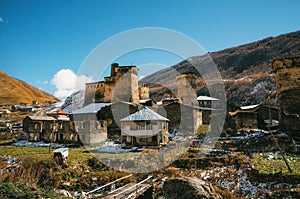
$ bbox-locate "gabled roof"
[120,107,169,121]
[197,96,219,101]
[27,116,56,121]
[72,103,111,114]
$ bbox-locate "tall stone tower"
[272,57,300,135]
[176,73,198,105]
[111,64,139,104]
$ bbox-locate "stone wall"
[272,57,300,134]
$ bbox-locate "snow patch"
[90,142,140,154]
[12,140,64,148]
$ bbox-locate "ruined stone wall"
[272,58,300,134]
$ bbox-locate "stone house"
[23,116,57,142]
[0,109,11,118]
[229,104,279,131]
[96,101,139,138]
[197,96,219,108]
[120,107,169,147]
[47,110,78,143]
[23,115,79,143]
[72,103,109,145]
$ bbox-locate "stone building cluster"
[23,63,221,147]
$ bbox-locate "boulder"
[163,177,222,199]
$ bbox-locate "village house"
[229,104,279,131]
[96,101,139,138]
[197,96,219,108]
[120,107,169,147]
[23,116,57,142]
[0,109,11,118]
[47,110,78,143]
[23,111,79,143]
[72,103,110,145]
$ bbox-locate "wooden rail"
[82,174,133,198]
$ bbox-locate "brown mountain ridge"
[141,30,300,111]
[0,71,59,105]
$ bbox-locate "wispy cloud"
[0,16,8,24]
[42,80,48,85]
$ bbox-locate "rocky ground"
[0,130,299,198]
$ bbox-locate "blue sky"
[0,0,300,99]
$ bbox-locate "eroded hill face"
[141,31,300,111]
[0,71,59,105]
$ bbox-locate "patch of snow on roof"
[240,104,260,110]
[120,107,169,121]
[197,96,219,101]
[72,103,111,114]
[156,101,163,105]
[139,99,151,103]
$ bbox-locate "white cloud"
[51,69,94,99]
[42,80,48,85]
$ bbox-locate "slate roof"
[72,103,111,114]
[197,96,219,101]
[120,107,169,121]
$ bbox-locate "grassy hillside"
[0,71,59,105]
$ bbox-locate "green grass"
[253,153,300,175]
[0,145,93,164]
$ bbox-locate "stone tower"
[176,73,198,105]
[112,65,139,104]
[139,83,150,100]
[272,57,300,135]
[84,63,139,105]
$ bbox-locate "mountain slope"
[0,71,59,105]
[141,30,300,110]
